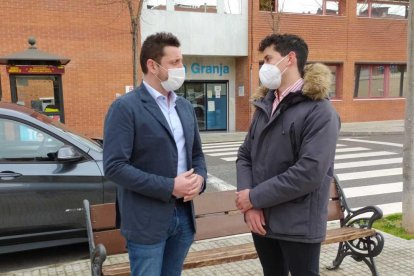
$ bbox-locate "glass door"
[206,83,227,130]
[176,81,227,131]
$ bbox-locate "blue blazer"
[103,83,207,244]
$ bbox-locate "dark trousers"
[252,233,321,276]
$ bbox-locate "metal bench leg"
[361,256,379,276]
[326,241,352,270]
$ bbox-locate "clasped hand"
[235,189,266,235]
[235,189,253,213]
[173,168,204,202]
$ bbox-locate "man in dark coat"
[236,33,340,276]
[104,32,207,276]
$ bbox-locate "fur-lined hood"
[252,63,332,102]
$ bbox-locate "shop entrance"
[177,81,228,131]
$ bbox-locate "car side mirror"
[57,145,83,162]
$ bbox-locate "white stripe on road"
[335,151,397,160]
[206,147,370,157]
[208,151,238,157]
[341,138,403,148]
[337,168,402,181]
[335,147,369,153]
[203,141,244,147]
[222,156,238,162]
[203,147,240,153]
[336,144,346,147]
[206,173,235,191]
[203,143,242,149]
[335,158,402,169]
[222,151,398,162]
[343,182,402,198]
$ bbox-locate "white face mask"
[259,55,289,90]
[155,63,186,92]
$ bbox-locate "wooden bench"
[83,175,384,276]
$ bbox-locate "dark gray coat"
[103,84,207,244]
[237,63,340,243]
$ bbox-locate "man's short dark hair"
[258,34,308,77]
[140,32,181,74]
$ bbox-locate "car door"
[0,117,104,239]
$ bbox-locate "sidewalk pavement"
[2,120,411,276]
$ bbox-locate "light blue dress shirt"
[143,81,187,176]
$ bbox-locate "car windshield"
[30,111,103,153]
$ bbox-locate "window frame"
[259,0,344,16]
[356,0,409,19]
[354,64,407,99]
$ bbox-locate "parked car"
[0,102,116,254]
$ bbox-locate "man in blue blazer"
[103,32,207,276]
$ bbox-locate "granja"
[188,63,230,76]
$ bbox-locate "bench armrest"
[343,205,383,229]
[84,199,107,276]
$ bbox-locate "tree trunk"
[402,0,414,234]
[132,21,139,87]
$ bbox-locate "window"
[354,64,407,98]
[260,0,345,15]
[0,118,65,162]
[146,0,167,10]
[326,64,341,99]
[174,0,217,13]
[357,0,408,18]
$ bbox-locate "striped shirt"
[271,78,304,115]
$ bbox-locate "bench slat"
[94,229,127,255]
[91,203,117,230]
[195,212,249,240]
[329,181,339,198]
[327,200,343,221]
[324,227,376,244]
[193,190,238,215]
[102,263,130,276]
[184,243,257,269]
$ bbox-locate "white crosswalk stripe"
[337,168,402,181]
[335,147,369,153]
[203,147,240,153]
[343,182,402,198]
[203,142,242,149]
[203,138,404,216]
[335,151,397,160]
[335,158,402,169]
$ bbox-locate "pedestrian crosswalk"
[203,138,404,216]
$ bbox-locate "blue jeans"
[126,205,195,276]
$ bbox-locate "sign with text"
[7,65,65,74]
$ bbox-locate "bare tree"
[97,0,144,87]
[260,0,284,33]
[403,0,414,234]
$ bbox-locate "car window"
[0,118,65,162]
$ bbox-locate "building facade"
[0,0,409,136]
